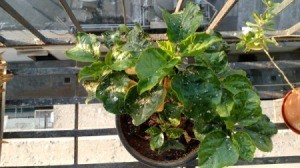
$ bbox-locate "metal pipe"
[74,103,79,165]
[121,0,127,25]
[59,0,84,32]
[0,65,7,161]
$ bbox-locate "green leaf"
[162,2,203,43]
[171,66,221,120]
[105,49,136,71]
[179,33,222,56]
[136,48,178,94]
[165,128,184,139]
[125,86,164,126]
[246,21,258,28]
[66,32,101,62]
[82,81,99,104]
[96,72,130,114]
[103,25,128,48]
[236,42,245,51]
[262,0,268,6]
[246,115,278,136]
[198,131,239,168]
[220,67,247,78]
[244,115,277,152]
[146,126,161,136]
[78,61,108,82]
[195,51,228,74]
[65,47,97,62]
[123,24,152,53]
[158,102,183,127]
[193,116,224,141]
[233,132,256,162]
[159,125,168,132]
[253,12,261,23]
[229,89,262,126]
[216,89,234,117]
[245,130,273,152]
[222,74,252,95]
[168,109,182,127]
[150,132,164,150]
[157,40,177,57]
[158,140,185,153]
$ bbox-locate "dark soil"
[119,114,199,161]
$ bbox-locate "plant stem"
[175,0,184,13]
[121,0,127,25]
[263,49,296,91]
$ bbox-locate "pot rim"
[281,88,300,134]
[115,114,198,168]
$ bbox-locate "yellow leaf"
[125,80,137,93]
[157,77,170,112]
[125,67,137,75]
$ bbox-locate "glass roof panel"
[216,0,300,33]
[6,0,72,31]
[67,0,143,25]
[0,7,25,30]
[0,8,38,45]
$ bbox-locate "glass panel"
[0,8,38,45]
[216,0,300,32]
[67,0,176,30]
[7,0,72,30]
[68,0,143,25]
[0,8,25,30]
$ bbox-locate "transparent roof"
[0,0,298,46]
[6,0,72,30]
[0,8,25,30]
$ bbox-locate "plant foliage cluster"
[66,2,277,167]
[237,0,279,51]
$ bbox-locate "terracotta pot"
[282,88,300,134]
[116,114,198,168]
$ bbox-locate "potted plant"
[66,2,277,167]
[237,0,300,134]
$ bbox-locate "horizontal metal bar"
[229,60,300,70]
[276,123,289,130]
[0,31,299,47]
[15,156,300,168]
[239,156,300,165]
[188,156,300,166]
[2,89,291,107]
[8,61,300,76]
[10,67,80,76]
[81,24,150,32]
[3,128,117,139]
[5,97,99,107]
[7,60,86,69]
[2,123,287,139]
[0,36,7,45]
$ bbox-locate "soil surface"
[119,114,199,162]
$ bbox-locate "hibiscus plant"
[66,2,277,167]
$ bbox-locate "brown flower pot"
[282,88,300,134]
[116,114,199,167]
